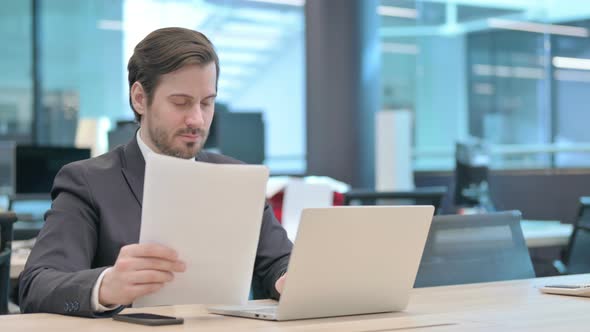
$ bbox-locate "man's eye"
[173,100,189,106]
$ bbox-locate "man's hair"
[127,27,219,122]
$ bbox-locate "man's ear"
[131,82,147,116]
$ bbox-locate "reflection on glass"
[380,0,590,170]
[0,1,33,143]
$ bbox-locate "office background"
[2,0,590,219]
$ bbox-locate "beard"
[149,125,209,159]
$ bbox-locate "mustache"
[176,128,207,136]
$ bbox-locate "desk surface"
[521,220,573,248]
[2,274,590,331]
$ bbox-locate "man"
[19,27,292,317]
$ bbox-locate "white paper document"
[134,153,269,307]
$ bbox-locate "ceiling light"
[247,0,304,6]
[488,19,589,37]
[553,56,590,70]
[377,5,417,19]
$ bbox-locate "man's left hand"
[275,273,287,294]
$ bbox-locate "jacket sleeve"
[18,162,121,317]
[251,202,292,300]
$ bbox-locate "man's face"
[134,63,217,159]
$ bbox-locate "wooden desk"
[521,220,573,248]
[3,274,590,331]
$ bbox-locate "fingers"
[129,283,166,300]
[121,243,179,262]
[275,274,287,294]
[106,243,187,304]
[117,257,186,273]
[100,244,187,306]
[129,270,175,284]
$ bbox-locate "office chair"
[0,212,17,315]
[554,197,590,275]
[343,186,447,215]
[414,211,535,287]
[454,139,494,212]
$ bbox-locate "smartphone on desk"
[113,313,184,326]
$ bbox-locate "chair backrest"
[414,211,535,288]
[0,212,17,315]
[563,197,590,274]
[343,186,447,215]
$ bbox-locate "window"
[20,0,304,173]
[0,1,33,143]
[380,0,590,170]
[123,0,306,173]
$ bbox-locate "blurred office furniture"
[108,120,138,151]
[454,138,494,212]
[414,211,535,287]
[205,110,265,165]
[343,186,447,215]
[521,220,573,248]
[0,212,17,315]
[10,146,89,241]
[281,180,333,241]
[0,141,15,196]
[554,197,590,274]
[8,194,50,241]
[76,117,111,157]
[266,176,348,226]
[15,145,90,194]
[375,110,414,191]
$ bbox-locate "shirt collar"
[136,128,155,160]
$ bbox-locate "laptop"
[208,205,434,321]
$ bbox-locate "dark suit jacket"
[18,135,292,317]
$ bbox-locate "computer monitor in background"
[215,111,265,165]
[15,146,91,194]
[108,120,139,151]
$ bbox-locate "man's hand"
[275,273,287,294]
[99,243,186,306]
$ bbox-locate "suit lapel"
[120,134,146,207]
[120,133,209,207]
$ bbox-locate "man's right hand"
[99,243,186,306]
